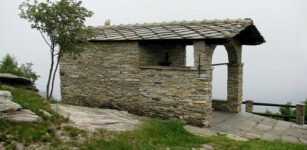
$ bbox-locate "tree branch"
[39,29,51,48]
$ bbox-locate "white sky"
[0,0,306,105]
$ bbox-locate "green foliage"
[279,102,295,116]
[19,0,94,99]
[63,126,85,139]
[0,54,39,82]
[1,86,306,149]
[265,109,273,115]
[19,0,94,55]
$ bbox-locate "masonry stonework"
[60,41,215,126]
[60,19,265,127]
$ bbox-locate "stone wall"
[212,99,228,111]
[60,41,213,126]
[60,41,141,107]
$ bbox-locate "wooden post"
[245,100,253,113]
[296,103,305,125]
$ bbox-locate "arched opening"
[212,46,228,101]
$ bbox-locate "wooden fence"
[242,100,305,125]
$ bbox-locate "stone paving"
[185,111,307,144]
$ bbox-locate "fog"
[0,0,306,108]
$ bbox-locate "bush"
[0,54,39,82]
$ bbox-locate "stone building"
[60,18,265,126]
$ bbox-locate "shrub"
[0,54,39,82]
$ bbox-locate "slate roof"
[91,18,265,45]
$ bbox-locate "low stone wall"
[212,99,228,111]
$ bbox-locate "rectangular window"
[185,45,194,67]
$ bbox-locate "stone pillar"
[225,39,243,113]
[245,100,253,113]
[193,41,216,102]
[296,103,305,125]
[193,41,216,68]
[227,63,243,112]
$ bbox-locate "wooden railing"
[242,100,305,125]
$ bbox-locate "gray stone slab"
[207,111,307,144]
[262,133,280,141]
[281,135,300,143]
[1,109,41,123]
[235,119,257,131]
[283,128,307,139]
[211,111,235,126]
[0,91,22,112]
[226,133,248,141]
[298,138,307,144]
[260,118,278,126]
[255,123,273,131]
[244,132,261,139]
[273,120,291,131]
[51,104,140,132]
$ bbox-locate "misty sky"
[0,0,306,106]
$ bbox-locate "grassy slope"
[0,85,306,150]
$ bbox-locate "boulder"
[51,104,140,132]
[0,91,22,112]
[0,73,38,91]
[0,90,41,123]
[0,109,41,123]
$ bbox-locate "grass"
[0,85,68,148]
[0,85,306,150]
[81,119,209,150]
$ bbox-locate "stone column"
[245,100,253,113]
[193,41,216,126]
[296,103,305,125]
[225,39,243,113]
[227,63,243,112]
[193,41,216,68]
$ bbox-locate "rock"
[0,90,12,99]
[1,109,41,123]
[202,144,214,150]
[39,109,52,117]
[226,133,248,142]
[0,90,22,112]
[51,104,140,132]
[0,73,32,85]
[0,90,41,123]
[0,73,38,91]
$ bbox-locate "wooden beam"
[211,63,228,66]
[242,101,296,108]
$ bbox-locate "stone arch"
[193,39,243,113]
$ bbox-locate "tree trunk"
[46,47,55,100]
[49,54,60,99]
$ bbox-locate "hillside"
[0,84,306,150]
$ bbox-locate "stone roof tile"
[91,18,265,45]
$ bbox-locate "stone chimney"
[105,19,110,26]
